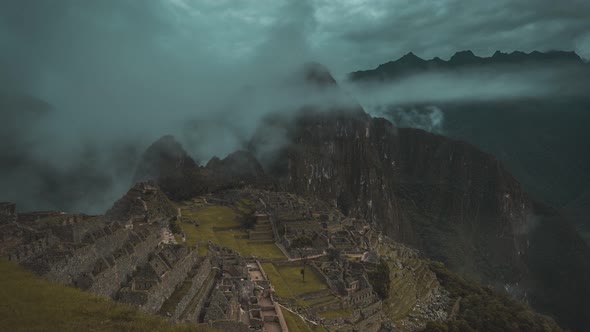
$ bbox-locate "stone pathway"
[247,261,289,332]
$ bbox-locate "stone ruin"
[1,184,453,331]
[105,181,177,226]
[0,202,16,223]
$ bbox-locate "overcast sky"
[1,0,590,212]
[2,0,590,83]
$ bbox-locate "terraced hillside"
[0,259,213,332]
[1,185,564,331]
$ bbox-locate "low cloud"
[345,63,590,133]
[1,0,589,213]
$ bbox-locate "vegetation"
[261,263,327,298]
[425,262,563,332]
[326,248,341,261]
[282,308,312,332]
[179,204,284,258]
[235,198,257,229]
[291,236,313,248]
[0,259,214,332]
[168,218,182,234]
[366,260,390,299]
[317,308,352,319]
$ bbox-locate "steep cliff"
[253,63,590,330]
[266,109,531,284]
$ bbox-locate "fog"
[0,0,356,213]
[346,63,590,133]
[1,0,588,214]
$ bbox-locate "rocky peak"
[449,50,482,65]
[104,181,177,225]
[492,50,583,63]
[398,52,425,63]
[133,135,198,184]
[205,150,265,185]
[302,62,338,87]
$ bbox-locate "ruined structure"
[105,181,177,226]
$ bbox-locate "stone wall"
[7,231,57,263]
[17,211,64,223]
[353,310,382,332]
[0,202,16,223]
[105,182,177,226]
[168,256,212,321]
[88,226,161,298]
[42,225,133,285]
[21,223,161,294]
[44,216,106,243]
[182,269,217,322]
[125,246,203,314]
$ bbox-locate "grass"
[0,259,215,332]
[261,263,328,299]
[304,294,339,307]
[317,308,352,319]
[179,205,284,259]
[281,307,313,332]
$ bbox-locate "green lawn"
[282,307,313,332]
[179,205,284,259]
[317,308,352,319]
[0,260,214,332]
[261,263,328,299]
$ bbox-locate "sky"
[1,0,589,213]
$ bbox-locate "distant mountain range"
[348,50,590,243]
[349,50,588,81]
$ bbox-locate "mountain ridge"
[349,49,588,81]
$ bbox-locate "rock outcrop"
[134,135,270,201]
[105,181,177,225]
[133,135,198,184]
[205,150,266,187]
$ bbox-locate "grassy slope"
[179,204,284,258]
[425,262,563,332]
[261,263,327,299]
[282,308,313,332]
[0,260,214,332]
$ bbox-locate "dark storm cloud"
[314,0,590,73]
[0,0,349,213]
[1,0,589,213]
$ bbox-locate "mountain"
[1,62,585,331]
[130,63,589,330]
[349,50,587,82]
[133,135,268,201]
[1,184,563,332]
[344,51,590,330]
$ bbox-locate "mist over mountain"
[347,51,590,240]
[2,1,590,331]
[120,64,590,331]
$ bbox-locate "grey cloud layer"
[313,0,590,75]
[1,0,588,213]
